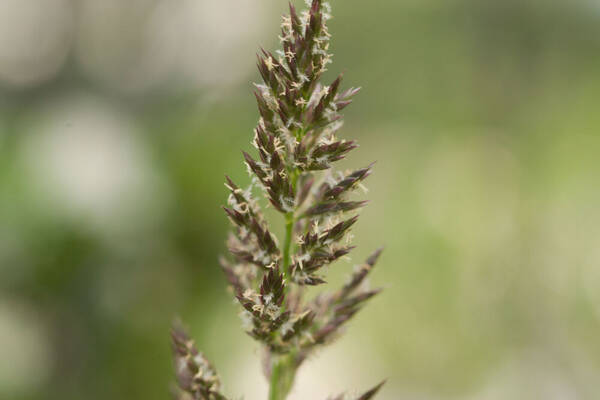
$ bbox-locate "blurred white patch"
[466,351,580,400]
[19,93,167,235]
[0,300,51,395]
[76,0,180,94]
[228,350,267,400]
[177,0,273,90]
[0,0,73,88]
[76,0,275,95]
[289,337,384,400]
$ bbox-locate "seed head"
[172,2,385,398]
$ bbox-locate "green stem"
[269,359,283,400]
[282,212,294,284]
[269,171,300,400]
[268,354,297,400]
[281,170,299,286]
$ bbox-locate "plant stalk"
[281,170,298,289]
[282,212,294,284]
[268,353,297,400]
[270,171,299,400]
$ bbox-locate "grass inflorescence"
[171,1,384,399]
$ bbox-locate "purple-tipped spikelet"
[171,1,384,399]
[171,324,228,400]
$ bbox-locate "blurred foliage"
[1,0,600,399]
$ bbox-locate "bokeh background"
[1,0,600,399]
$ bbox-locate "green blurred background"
[1,0,600,399]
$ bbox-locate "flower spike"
[172,2,385,399]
